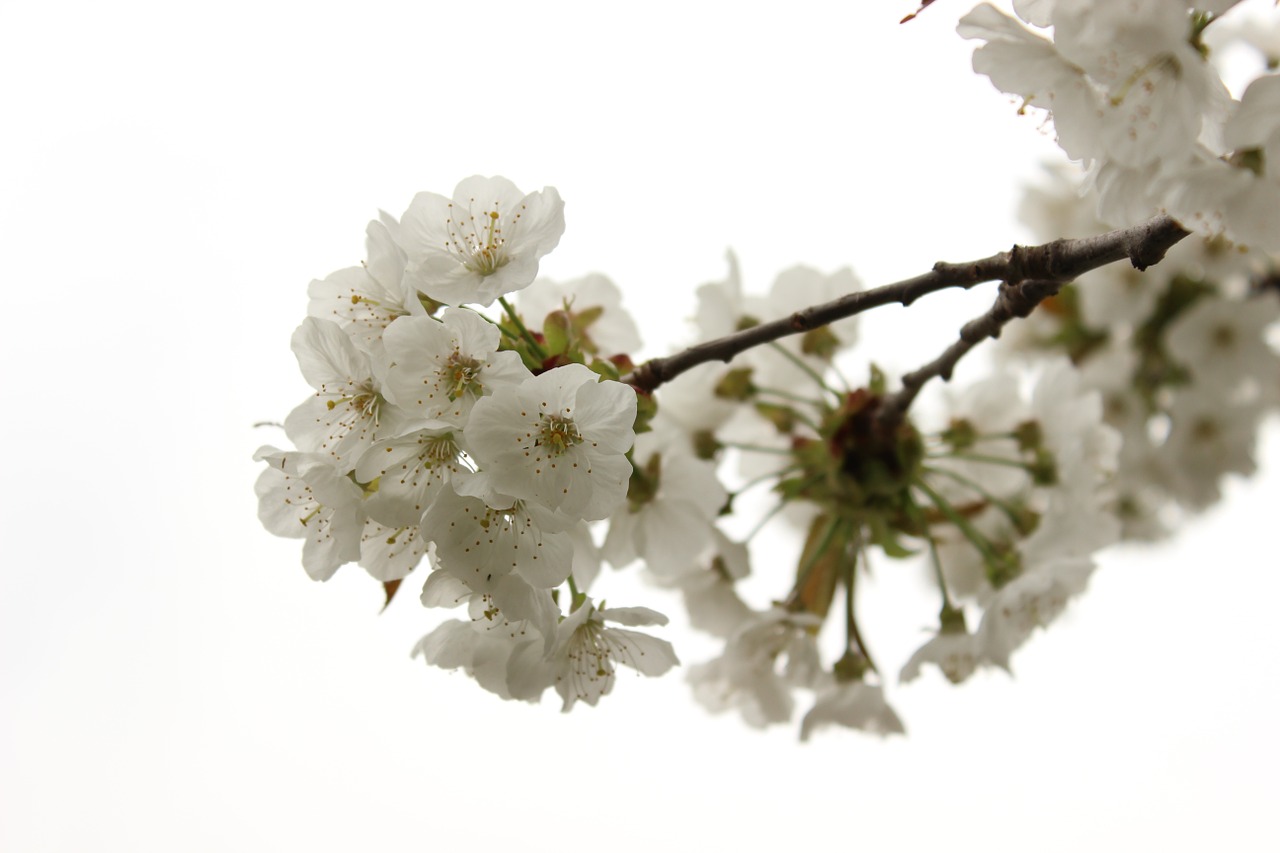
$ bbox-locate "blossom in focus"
[397,175,565,308]
[464,363,637,521]
[380,308,531,427]
[285,317,411,472]
[307,214,421,355]
[254,446,364,581]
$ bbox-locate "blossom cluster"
[255,3,1280,740]
[961,0,1280,250]
[255,176,677,709]
[1002,164,1280,538]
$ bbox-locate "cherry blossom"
[252,0,1280,736]
[397,175,565,308]
[464,364,637,521]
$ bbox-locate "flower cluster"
[655,258,1124,735]
[961,0,1280,250]
[257,176,677,708]
[255,1,1280,740]
[1001,165,1280,539]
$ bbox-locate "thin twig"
[877,279,1064,426]
[623,214,1189,394]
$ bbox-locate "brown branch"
[624,214,1189,395]
[877,279,1064,426]
[877,215,1190,425]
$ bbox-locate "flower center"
[443,352,484,400]
[422,432,460,464]
[448,207,510,276]
[536,413,583,456]
[327,383,381,423]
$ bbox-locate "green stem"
[754,385,825,408]
[912,477,1000,566]
[921,464,1029,530]
[935,451,1031,470]
[924,430,1019,446]
[904,492,954,613]
[767,342,839,401]
[720,441,794,455]
[732,463,802,498]
[565,572,585,612]
[743,500,788,543]
[828,360,853,395]
[498,296,546,359]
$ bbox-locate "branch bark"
[623,215,1190,395]
[876,279,1064,426]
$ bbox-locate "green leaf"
[542,309,573,356]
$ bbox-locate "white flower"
[253,446,364,581]
[668,529,754,639]
[688,609,822,728]
[961,0,1245,237]
[1051,0,1227,169]
[959,4,1101,163]
[412,619,534,702]
[397,175,565,308]
[899,630,980,685]
[464,363,636,520]
[1165,294,1280,391]
[1019,473,1120,567]
[602,424,728,575]
[563,520,604,593]
[423,487,575,593]
[655,362,740,433]
[933,505,1020,602]
[800,681,904,741]
[927,371,1032,505]
[354,427,467,529]
[692,250,745,342]
[1028,357,1122,483]
[418,564,562,660]
[1218,73,1280,251]
[285,317,411,472]
[976,557,1093,670]
[507,598,678,710]
[516,272,642,356]
[380,308,532,427]
[741,265,861,392]
[1077,263,1170,332]
[1158,391,1264,508]
[1207,6,1280,69]
[358,518,429,581]
[307,213,421,354]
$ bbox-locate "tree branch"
[877,215,1190,425]
[877,279,1064,426]
[623,214,1189,394]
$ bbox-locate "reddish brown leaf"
[380,578,403,613]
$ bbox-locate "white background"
[2,1,1278,851]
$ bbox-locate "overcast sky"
[3,2,1277,851]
